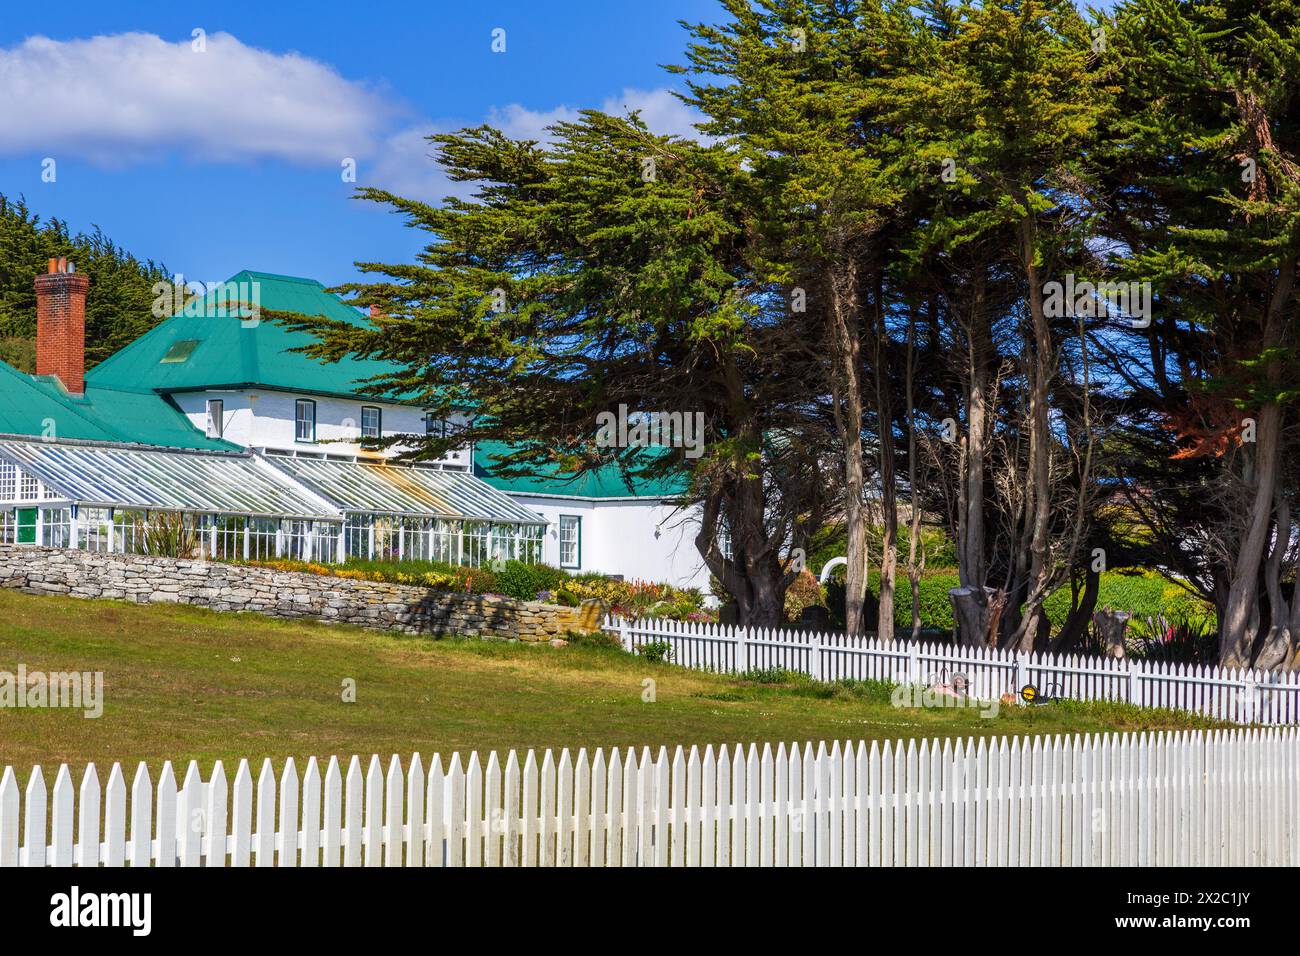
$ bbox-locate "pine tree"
[0,194,174,370]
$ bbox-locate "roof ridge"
[234,270,325,286]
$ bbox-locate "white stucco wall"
[511,494,712,594]
[173,390,471,468]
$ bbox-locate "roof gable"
[85,271,409,401]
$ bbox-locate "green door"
[16,508,37,545]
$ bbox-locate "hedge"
[834,568,1213,634]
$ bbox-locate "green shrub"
[885,571,960,632]
[738,667,809,684]
[561,629,625,651]
[491,561,570,601]
[1043,569,1212,628]
[783,570,825,622]
[639,640,674,664]
[807,523,957,576]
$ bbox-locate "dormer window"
[425,413,448,439]
[161,339,201,364]
[361,405,382,440]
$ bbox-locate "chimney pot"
[34,261,89,394]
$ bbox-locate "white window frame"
[558,515,581,569]
[295,399,316,443]
[206,399,225,439]
[361,405,382,440]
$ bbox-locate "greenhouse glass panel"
[0,440,335,520]
[79,508,113,553]
[41,508,71,548]
[432,519,459,564]
[344,514,370,560]
[263,455,545,526]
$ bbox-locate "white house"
[0,263,711,591]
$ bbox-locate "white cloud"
[484,87,707,145]
[0,32,395,165]
[0,31,709,205]
[598,87,709,141]
[370,88,709,203]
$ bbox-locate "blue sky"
[0,0,720,288]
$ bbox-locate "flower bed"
[243,558,715,622]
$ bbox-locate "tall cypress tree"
[1103,0,1300,667]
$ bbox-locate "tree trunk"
[949,586,1003,647]
[1095,609,1131,658]
[906,301,924,641]
[957,282,989,594]
[1221,403,1282,667]
[1254,493,1292,671]
[1010,216,1054,651]
[828,263,868,634]
[1051,566,1101,654]
[1220,258,1294,667]
[693,437,792,629]
[874,279,898,642]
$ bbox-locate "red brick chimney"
[34,257,89,395]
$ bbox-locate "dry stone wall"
[0,545,603,642]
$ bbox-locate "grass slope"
[0,590,1221,780]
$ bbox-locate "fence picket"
[50,765,74,867]
[254,759,275,867]
[0,767,19,867]
[279,758,299,868]
[21,766,45,868]
[384,755,403,867]
[76,765,100,868]
[301,757,320,868]
[405,753,424,868]
[322,757,342,868]
[128,764,150,867]
[177,762,202,867]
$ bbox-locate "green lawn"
[0,589,1222,781]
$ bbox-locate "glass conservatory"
[0,438,546,566]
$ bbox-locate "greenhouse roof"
[0,438,337,520]
[263,454,546,525]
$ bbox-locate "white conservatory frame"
[0,437,546,566]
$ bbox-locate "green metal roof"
[0,361,116,442]
[86,271,413,402]
[473,441,689,500]
[0,360,233,451]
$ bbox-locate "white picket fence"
[605,616,1300,725]
[2,729,1296,866]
